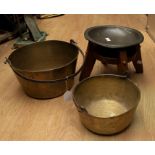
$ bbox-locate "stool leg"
[132,45,143,73]
[79,45,96,81]
[117,50,129,75]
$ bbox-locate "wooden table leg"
[79,44,96,81]
[117,50,129,75]
[132,45,143,73]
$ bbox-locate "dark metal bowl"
[84,25,144,48]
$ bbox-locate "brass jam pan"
[5,40,85,99]
[73,74,140,135]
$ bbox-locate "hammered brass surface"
[86,99,127,118]
[73,75,140,135]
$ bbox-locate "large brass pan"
[73,74,140,135]
[5,40,84,99]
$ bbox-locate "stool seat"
[84,25,144,49]
[80,26,144,81]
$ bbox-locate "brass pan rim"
[73,74,140,119]
[8,40,79,73]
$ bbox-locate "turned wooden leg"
[117,50,129,75]
[79,43,96,81]
[132,45,143,73]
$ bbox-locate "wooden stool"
[80,42,143,81]
[80,25,144,81]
